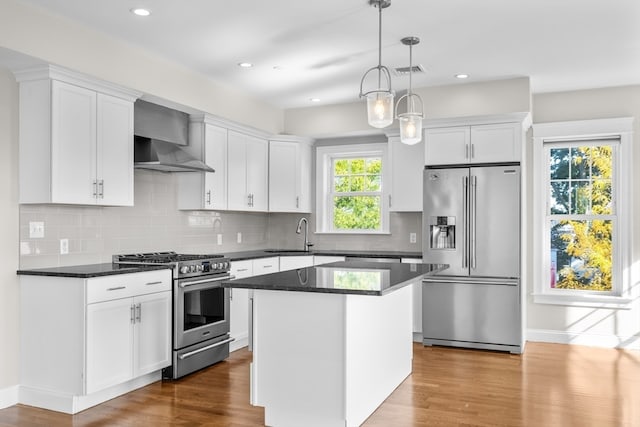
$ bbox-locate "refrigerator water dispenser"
[429,216,455,249]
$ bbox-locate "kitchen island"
[222,261,446,427]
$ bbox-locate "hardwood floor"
[1,342,638,426]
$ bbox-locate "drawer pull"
[107,286,126,291]
[237,268,248,272]
[145,281,163,286]
[263,265,273,268]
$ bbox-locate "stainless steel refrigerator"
[421,164,523,353]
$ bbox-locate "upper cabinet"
[14,65,141,206]
[388,135,424,212]
[178,117,228,210]
[424,115,530,166]
[269,136,313,213]
[227,130,268,211]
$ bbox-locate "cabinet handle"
[237,268,248,272]
[178,337,236,360]
[465,144,469,159]
[98,180,104,198]
[251,194,255,207]
[247,194,252,207]
[263,265,273,268]
[145,281,162,286]
[389,194,392,208]
[296,196,299,208]
[135,303,141,322]
[471,143,475,159]
[107,286,126,291]
[206,190,211,205]
[130,304,135,324]
[230,288,233,301]
[92,180,98,198]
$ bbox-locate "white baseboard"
[527,328,640,350]
[19,371,161,414]
[230,334,248,352]
[0,385,19,409]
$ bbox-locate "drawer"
[87,269,172,304]
[230,260,253,279]
[252,257,279,275]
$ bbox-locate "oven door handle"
[179,274,234,288]
[178,337,236,360]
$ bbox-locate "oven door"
[174,274,231,349]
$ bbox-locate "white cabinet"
[425,122,521,165]
[269,137,313,212]
[228,130,268,211]
[389,135,423,211]
[252,257,280,275]
[279,255,314,271]
[313,255,346,266]
[178,118,227,210]
[15,65,139,206]
[20,269,171,414]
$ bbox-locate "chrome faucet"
[296,217,313,252]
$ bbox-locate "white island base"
[250,285,413,427]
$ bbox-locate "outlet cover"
[409,232,417,243]
[60,238,69,255]
[217,234,223,245]
[29,221,45,238]
[237,232,242,244]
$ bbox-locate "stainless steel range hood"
[133,100,214,173]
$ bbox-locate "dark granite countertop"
[222,261,447,296]
[16,263,171,278]
[224,249,422,262]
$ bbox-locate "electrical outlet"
[217,234,223,245]
[29,221,45,238]
[60,238,69,255]
[237,232,242,244]
[409,232,417,243]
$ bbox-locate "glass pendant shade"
[399,114,423,145]
[366,91,394,128]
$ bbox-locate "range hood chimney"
[133,100,214,173]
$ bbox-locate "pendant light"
[395,36,424,145]
[359,0,394,129]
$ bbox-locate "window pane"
[570,147,589,179]
[350,159,365,174]
[549,219,612,291]
[366,174,381,191]
[366,158,382,174]
[550,148,570,179]
[571,181,590,214]
[350,175,365,192]
[590,146,612,178]
[334,159,349,175]
[592,179,612,214]
[550,181,570,214]
[333,196,381,230]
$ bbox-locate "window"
[316,143,389,234]
[532,118,633,307]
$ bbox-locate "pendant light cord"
[377,1,383,88]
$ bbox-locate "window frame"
[532,118,634,308]
[315,143,390,234]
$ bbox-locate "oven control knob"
[197,264,203,272]
[180,266,189,274]
[221,262,228,269]
[188,265,194,273]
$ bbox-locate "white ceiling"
[15,0,640,109]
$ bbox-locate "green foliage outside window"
[549,146,613,291]
[332,157,382,230]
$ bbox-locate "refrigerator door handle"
[462,176,469,269]
[470,175,477,270]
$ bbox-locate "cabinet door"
[246,135,268,211]
[424,126,470,166]
[269,141,298,212]
[279,256,314,271]
[227,130,249,210]
[470,123,521,163]
[204,124,228,209]
[389,136,423,211]
[96,94,134,206]
[133,291,172,377]
[230,288,249,343]
[298,142,312,212]
[51,80,97,204]
[86,298,133,394]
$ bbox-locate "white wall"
[528,86,640,349]
[0,0,283,134]
[284,77,531,137]
[0,69,19,396]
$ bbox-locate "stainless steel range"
[113,252,234,379]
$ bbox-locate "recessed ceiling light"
[238,62,253,68]
[130,8,151,16]
[310,98,321,103]
[455,73,469,79]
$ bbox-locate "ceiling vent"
[393,64,425,76]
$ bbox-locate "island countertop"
[222,261,448,296]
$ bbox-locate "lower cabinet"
[279,255,314,271]
[20,269,171,414]
[86,290,171,394]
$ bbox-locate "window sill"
[532,293,633,309]
[314,231,391,236]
